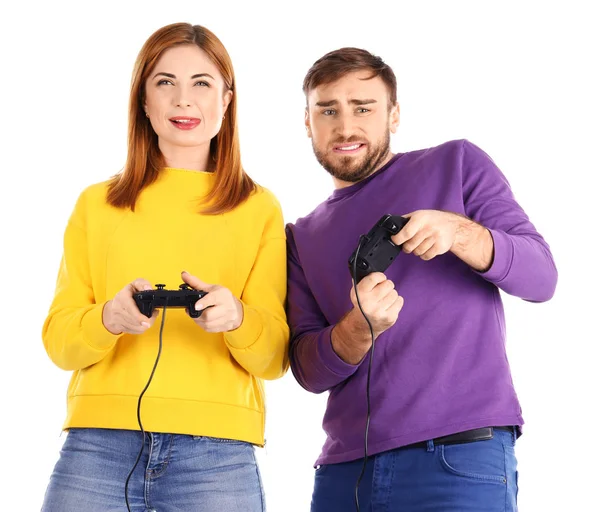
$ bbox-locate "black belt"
[406,426,514,449]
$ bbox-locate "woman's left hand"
[181,271,244,333]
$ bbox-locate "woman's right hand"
[102,278,158,335]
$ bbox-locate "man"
[286,47,557,511]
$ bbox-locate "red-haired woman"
[41,23,288,512]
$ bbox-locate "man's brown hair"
[303,47,397,108]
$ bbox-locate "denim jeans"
[311,427,519,512]
[41,428,265,512]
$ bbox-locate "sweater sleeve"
[286,226,360,394]
[223,193,290,380]
[461,140,558,302]
[42,191,122,371]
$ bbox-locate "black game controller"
[348,214,409,283]
[133,283,208,318]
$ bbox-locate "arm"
[222,196,290,380]
[286,226,360,393]
[450,215,494,272]
[461,140,558,302]
[42,196,122,371]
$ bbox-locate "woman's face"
[144,44,232,152]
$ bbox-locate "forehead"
[151,44,220,77]
[308,71,388,105]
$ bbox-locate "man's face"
[306,71,399,185]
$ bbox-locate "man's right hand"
[331,272,404,365]
[102,278,159,335]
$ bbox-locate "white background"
[1,1,598,510]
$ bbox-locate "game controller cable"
[124,304,167,512]
[350,235,375,512]
[348,214,408,512]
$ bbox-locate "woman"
[41,22,289,512]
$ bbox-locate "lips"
[169,117,201,130]
[332,142,367,154]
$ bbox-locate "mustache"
[330,136,365,145]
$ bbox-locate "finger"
[387,295,405,316]
[119,317,150,334]
[412,237,435,257]
[119,295,153,325]
[378,288,399,310]
[421,243,441,261]
[181,271,213,292]
[130,278,153,293]
[372,279,396,302]
[145,310,160,326]
[402,228,431,254]
[357,272,387,293]
[196,304,226,322]
[201,317,227,332]
[391,215,420,246]
[194,291,223,311]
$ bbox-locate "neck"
[159,139,212,172]
[332,150,394,189]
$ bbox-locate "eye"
[157,79,174,86]
[322,109,336,116]
[194,80,210,87]
[357,107,370,113]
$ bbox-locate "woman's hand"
[181,271,244,333]
[102,278,158,335]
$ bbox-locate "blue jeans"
[41,428,265,512]
[312,428,518,512]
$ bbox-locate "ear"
[222,89,233,113]
[304,108,312,138]
[389,101,400,134]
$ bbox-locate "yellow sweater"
[42,168,289,446]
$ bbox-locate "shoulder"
[69,178,119,227]
[77,179,112,204]
[236,184,285,234]
[247,184,283,212]
[411,139,469,162]
[406,139,498,178]
[285,198,329,245]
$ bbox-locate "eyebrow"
[152,72,216,80]
[315,99,377,107]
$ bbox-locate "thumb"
[181,271,213,291]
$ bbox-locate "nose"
[333,113,355,139]
[174,87,192,108]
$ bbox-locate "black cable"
[125,305,167,511]
[352,236,375,512]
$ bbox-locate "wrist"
[449,213,471,252]
[102,301,121,335]
[230,298,244,331]
[331,309,374,365]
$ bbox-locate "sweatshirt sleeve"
[42,191,122,371]
[223,193,290,380]
[286,226,359,394]
[461,140,558,302]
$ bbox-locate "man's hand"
[332,272,404,365]
[392,210,493,271]
[391,210,459,260]
[181,271,244,333]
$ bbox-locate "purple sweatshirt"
[286,139,557,466]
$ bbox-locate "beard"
[312,131,391,183]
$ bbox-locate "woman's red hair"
[107,23,255,214]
